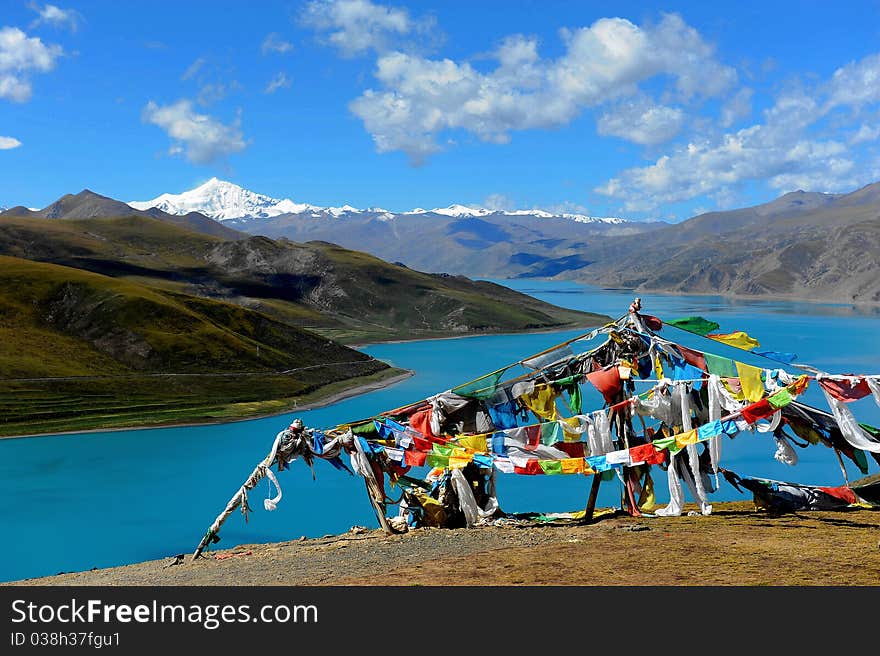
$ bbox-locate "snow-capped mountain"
[129,178,324,220]
[130,178,633,225]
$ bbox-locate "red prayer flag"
[408,407,437,438]
[411,436,433,452]
[740,399,777,424]
[643,314,663,331]
[818,486,858,504]
[629,443,667,465]
[586,366,623,404]
[404,450,427,466]
[677,345,707,372]
[818,377,871,403]
[554,442,586,458]
[513,459,544,475]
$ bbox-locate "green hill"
[0,256,394,437]
[0,213,605,343]
[0,209,608,437]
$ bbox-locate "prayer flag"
[667,316,720,335]
[707,331,761,350]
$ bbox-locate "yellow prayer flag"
[674,429,698,449]
[559,416,583,442]
[707,331,761,350]
[455,434,488,453]
[561,458,585,474]
[735,362,765,402]
[448,456,472,469]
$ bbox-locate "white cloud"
[483,193,514,211]
[596,133,858,212]
[264,72,291,94]
[0,26,62,102]
[28,3,81,32]
[720,87,753,127]
[826,53,880,109]
[197,82,228,105]
[595,52,880,211]
[262,33,293,55]
[142,99,247,164]
[347,14,736,162]
[181,57,206,81]
[301,0,434,56]
[850,123,880,145]
[0,135,22,149]
[597,96,685,145]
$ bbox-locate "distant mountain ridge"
[3,189,242,240]
[123,179,663,278]
[570,182,880,303]
[128,177,632,225]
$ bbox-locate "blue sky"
[3,1,880,220]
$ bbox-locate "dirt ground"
[8,502,880,587]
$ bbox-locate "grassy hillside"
[0,214,608,343]
[0,256,395,436]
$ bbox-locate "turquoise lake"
[2,281,879,583]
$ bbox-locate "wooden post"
[833,447,850,486]
[584,473,603,522]
[363,474,394,535]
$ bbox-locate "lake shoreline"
[348,320,609,349]
[561,280,880,310]
[0,368,415,441]
[2,321,609,441]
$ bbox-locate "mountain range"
[572,185,880,303]
[126,179,661,278]
[7,175,880,305]
[129,177,632,224]
[124,177,880,303]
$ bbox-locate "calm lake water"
[2,281,879,582]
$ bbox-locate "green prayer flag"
[540,421,563,445]
[432,445,453,456]
[859,422,880,438]
[667,316,721,336]
[350,421,379,438]
[426,454,449,468]
[452,369,506,400]
[704,352,738,378]
[768,388,793,408]
[554,375,583,415]
[539,460,564,475]
[851,448,870,475]
[652,435,680,453]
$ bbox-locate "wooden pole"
[833,447,850,486]
[192,431,286,561]
[584,473,603,522]
[363,474,394,535]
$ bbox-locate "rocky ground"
[9,502,880,586]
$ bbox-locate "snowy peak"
[427,204,493,217]
[129,178,634,225]
[129,178,321,221]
